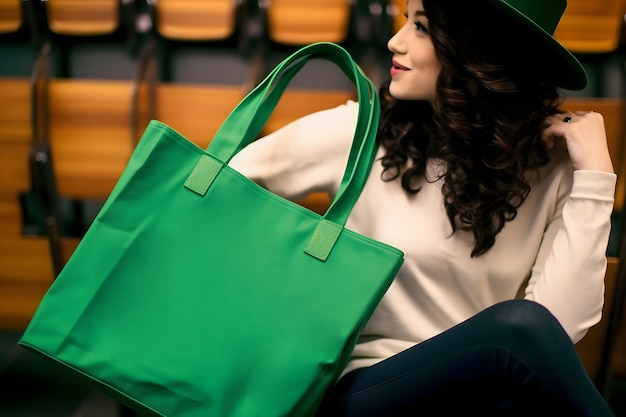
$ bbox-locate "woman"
[231,0,617,415]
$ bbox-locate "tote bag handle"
[242,44,379,229]
[201,42,380,261]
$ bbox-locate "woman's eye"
[403,11,429,33]
[414,21,428,33]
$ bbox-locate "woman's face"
[387,0,441,102]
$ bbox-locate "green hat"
[484,0,588,90]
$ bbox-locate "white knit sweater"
[230,100,617,375]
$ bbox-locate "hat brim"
[484,0,588,90]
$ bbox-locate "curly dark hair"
[379,0,563,257]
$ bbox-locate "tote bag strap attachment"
[188,42,380,262]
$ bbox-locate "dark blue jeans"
[316,300,615,416]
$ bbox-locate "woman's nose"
[387,27,406,54]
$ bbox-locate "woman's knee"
[483,299,570,347]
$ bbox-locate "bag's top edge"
[143,121,404,259]
[147,119,208,155]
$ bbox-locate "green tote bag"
[19,42,404,417]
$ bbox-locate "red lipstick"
[390,60,410,77]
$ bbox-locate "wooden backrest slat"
[155,83,245,149]
[266,0,352,45]
[554,0,626,53]
[0,79,31,145]
[48,79,133,200]
[154,0,237,41]
[46,0,119,36]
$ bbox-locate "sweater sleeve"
[525,170,617,343]
[229,101,358,200]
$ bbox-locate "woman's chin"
[388,82,433,102]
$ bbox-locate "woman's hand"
[542,111,614,173]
